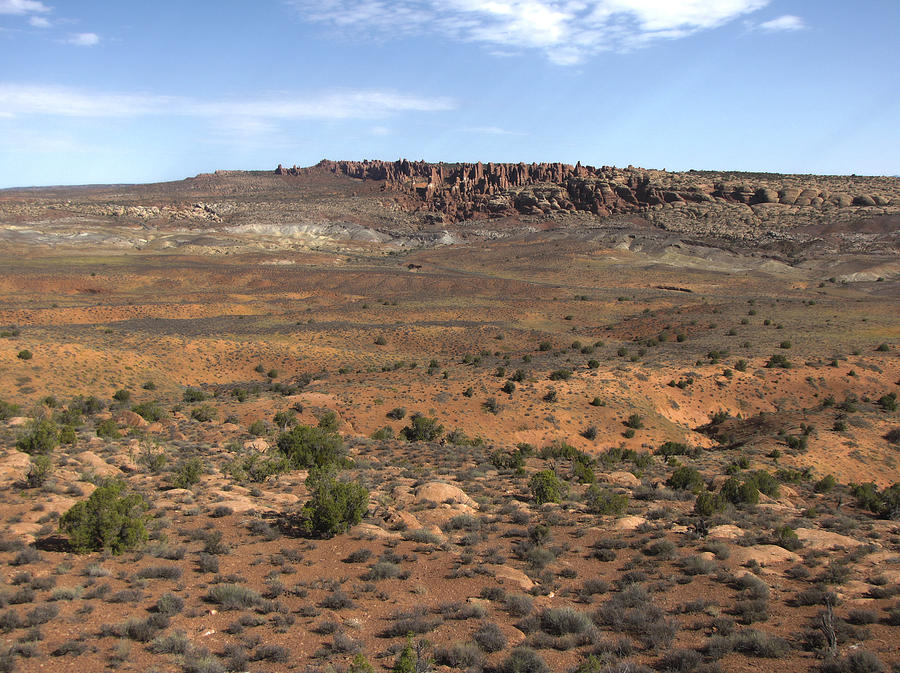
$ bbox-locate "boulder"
[488,564,534,591]
[605,471,641,488]
[0,450,31,486]
[243,438,269,451]
[116,410,148,428]
[414,482,478,509]
[388,510,422,531]
[76,451,123,477]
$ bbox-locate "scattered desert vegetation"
[0,166,897,672]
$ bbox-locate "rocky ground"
[0,164,898,673]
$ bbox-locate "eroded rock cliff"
[276,160,900,241]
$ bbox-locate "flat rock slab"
[615,516,648,531]
[211,497,263,514]
[794,528,869,550]
[353,523,401,540]
[708,524,745,540]
[730,544,799,567]
[77,451,123,477]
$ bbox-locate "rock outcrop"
[275,160,899,228]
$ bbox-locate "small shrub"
[474,621,506,652]
[298,468,369,538]
[156,592,185,615]
[657,649,702,672]
[131,401,164,423]
[17,349,32,360]
[818,650,885,673]
[529,470,568,505]
[173,458,204,489]
[136,565,183,581]
[573,460,595,484]
[205,584,261,610]
[16,418,58,455]
[148,630,189,654]
[190,404,218,422]
[25,604,57,626]
[371,426,394,440]
[400,414,443,442]
[878,393,898,412]
[183,388,206,403]
[276,425,346,469]
[252,644,290,663]
[624,413,644,429]
[814,474,837,493]
[59,481,148,553]
[386,407,407,420]
[766,353,791,368]
[668,466,703,492]
[25,456,52,488]
[0,399,20,421]
[774,525,802,551]
[319,589,355,610]
[694,489,726,516]
[344,548,373,563]
[540,607,592,635]
[746,470,780,498]
[498,593,531,617]
[95,418,120,439]
[585,485,628,515]
[721,478,760,505]
[436,642,483,669]
[364,561,405,581]
[729,629,790,658]
[500,647,549,673]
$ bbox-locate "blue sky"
[1,0,898,187]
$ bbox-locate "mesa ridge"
[277,159,900,226]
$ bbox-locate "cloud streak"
[287,0,771,63]
[0,83,456,120]
[0,0,49,14]
[65,32,100,46]
[757,14,805,32]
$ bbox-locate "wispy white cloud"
[28,15,50,27]
[0,127,89,153]
[287,0,771,63]
[0,0,49,14]
[464,125,526,136]
[757,14,805,32]
[65,31,99,46]
[0,83,456,120]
